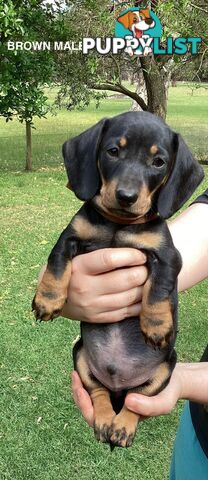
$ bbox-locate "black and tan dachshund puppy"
[32,112,204,448]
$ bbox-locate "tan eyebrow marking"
[119,137,127,147]
[150,144,158,155]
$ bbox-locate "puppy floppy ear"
[62,119,107,201]
[117,12,131,30]
[157,134,204,219]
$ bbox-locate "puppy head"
[63,112,204,221]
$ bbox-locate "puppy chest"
[71,213,162,253]
[114,227,162,251]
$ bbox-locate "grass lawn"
[0,85,208,480]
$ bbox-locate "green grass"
[0,85,208,480]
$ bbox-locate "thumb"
[125,389,177,417]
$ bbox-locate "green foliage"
[0,0,24,37]
[0,0,65,124]
[0,48,53,123]
[1,83,49,124]
[157,0,208,81]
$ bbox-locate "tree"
[0,50,52,170]
[0,0,64,170]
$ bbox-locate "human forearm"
[178,362,208,403]
[169,203,208,292]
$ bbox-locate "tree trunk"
[25,120,32,171]
[140,55,167,120]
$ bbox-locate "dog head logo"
[117,9,155,39]
[115,7,162,55]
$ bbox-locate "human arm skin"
[169,203,208,291]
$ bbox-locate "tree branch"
[91,82,148,110]
[192,46,208,81]
[190,3,208,14]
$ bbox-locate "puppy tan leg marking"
[109,362,170,448]
[76,348,116,443]
[138,361,170,395]
[32,262,71,321]
[140,279,173,349]
[92,389,116,443]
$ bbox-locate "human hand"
[126,362,208,414]
[62,248,147,323]
[71,370,94,426]
[125,365,184,416]
[71,365,184,427]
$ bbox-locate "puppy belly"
[82,318,168,392]
[87,358,157,392]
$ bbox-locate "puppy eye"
[152,158,165,168]
[107,148,119,157]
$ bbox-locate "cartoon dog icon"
[117,9,155,55]
[118,9,155,38]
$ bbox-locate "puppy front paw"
[140,314,174,349]
[140,300,174,349]
[32,290,66,321]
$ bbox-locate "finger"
[71,370,83,390]
[73,388,94,427]
[93,265,148,295]
[71,371,94,427]
[62,298,142,323]
[95,286,142,312]
[72,248,146,276]
[94,301,142,323]
[125,387,177,417]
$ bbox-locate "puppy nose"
[116,189,138,207]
